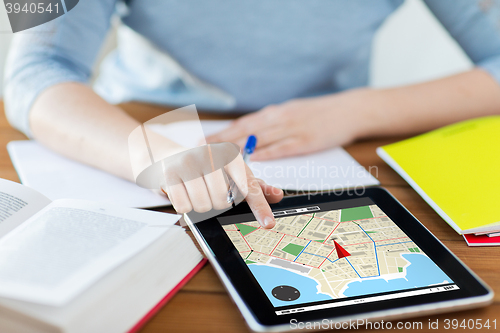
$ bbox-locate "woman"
[5,0,500,228]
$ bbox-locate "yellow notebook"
[377,116,500,234]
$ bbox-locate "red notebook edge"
[463,234,500,246]
[127,258,208,333]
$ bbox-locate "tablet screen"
[220,197,459,315]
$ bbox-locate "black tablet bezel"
[188,187,491,327]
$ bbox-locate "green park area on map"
[282,243,305,256]
[340,206,373,222]
[236,223,258,236]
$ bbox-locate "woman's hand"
[160,144,283,228]
[206,88,379,160]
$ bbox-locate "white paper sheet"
[149,120,380,191]
[0,199,180,306]
[7,141,171,208]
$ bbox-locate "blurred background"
[0,0,475,99]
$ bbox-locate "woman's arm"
[4,0,117,137]
[29,82,282,227]
[206,69,500,160]
[30,82,153,181]
[362,68,500,138]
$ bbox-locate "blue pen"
[226,135,257,204]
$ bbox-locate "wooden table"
[1,101,499,332]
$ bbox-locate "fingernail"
[263,216,274,229]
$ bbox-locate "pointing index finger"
[242,165,276,229]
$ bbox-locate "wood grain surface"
[1,101,498,333]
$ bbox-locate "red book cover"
[463,234,500,247]
[127,258,208,333]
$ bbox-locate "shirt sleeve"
[3,0,118,137]
[423,0,500,84]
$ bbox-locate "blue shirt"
[5,0,500,137]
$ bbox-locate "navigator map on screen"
[222,199,455,311]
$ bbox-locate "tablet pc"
[185,187,493,332]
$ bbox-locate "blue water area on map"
[248,264,333,307]
[342,253,453,297]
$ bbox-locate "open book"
[0,178,204,333]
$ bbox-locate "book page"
[148,120,380,191]
[0,179,51,239]
[0,199,180,306]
